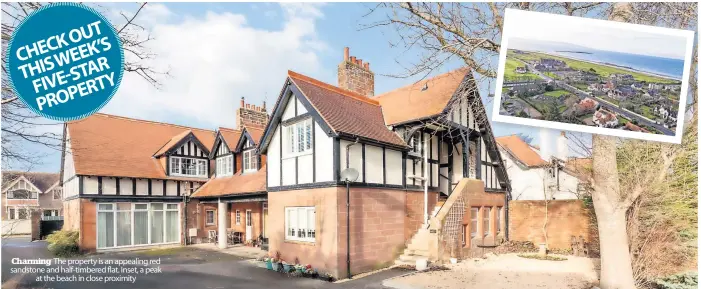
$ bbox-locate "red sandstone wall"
[508,200,594,250]
[337,187,407,277]
[405,191,438,242]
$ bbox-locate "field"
[504,57,541,81]
[509,50,679,84]
[639,105,656,119]
[543,90,569,98]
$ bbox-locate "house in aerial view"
[256,47,511,278]
[593,109,619,128]
[2,171,63,235]
[496,134,584,201]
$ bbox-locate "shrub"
[654,272,698,289]
[46,230,80,257]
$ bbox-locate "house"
[187,100,269,246]
[496,133,582,201]
[574,97,599,116]
[257,47,510,277]
[539,58,567,71]
[631,82,644,90]
[649,83,664,90]
[593,109,619,128]
[663,84,681,91]
[2,172,63,235]
[624,122,649,133]
[515,66,527,74]
[608,86,635,100]
[61,113,219,251]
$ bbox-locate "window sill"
[282,152,313,160]
[284,239,316,246]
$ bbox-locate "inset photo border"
[492,9,695,144]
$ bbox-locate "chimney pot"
[344,47,349,61]
[365,62,370,70]
[263,101,267,111]
[240,97,245,108]
[246,104,251,109]
[350,56,356,63]
[358,59,363,67]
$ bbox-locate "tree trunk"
[591,134,636,289]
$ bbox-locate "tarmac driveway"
[2,237,403,289]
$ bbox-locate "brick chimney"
[236,97,269,129]
[338,47,374,97]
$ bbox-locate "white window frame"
[284,206,315,243]
[96,202,180,250]
[235,210,241,225]
[483,207,491,237]
[205,209,215,226]
[470,207,479,238]
[496,206,503,234]
[170,156,208,178]
[243,149,258,173]
[283,118,313,158]
[53,188,62,200]
[216,155,234,177]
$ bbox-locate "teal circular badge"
[6,3,123,121]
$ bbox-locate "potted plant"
[271,251,281,271]
[281,261,293,273]
[264,256,273,270]
[320,272,335,282]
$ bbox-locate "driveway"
[383,253,600,289]
[2,237,404,289]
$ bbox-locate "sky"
[8,3,581,173]
[504,9,691,60]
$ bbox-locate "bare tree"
[365,2,697,289]
[1,2,166,170]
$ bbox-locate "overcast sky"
[504,9,691,60]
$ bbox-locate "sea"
[508,38,685,80]
[553,50,684,81]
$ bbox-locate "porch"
[186,196,268,250]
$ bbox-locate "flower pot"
[265,261,273,270]
[282,264,293,272]
[272,262,280,272]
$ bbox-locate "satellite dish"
[340,168,359,182]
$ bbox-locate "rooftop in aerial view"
[493,9,694,143]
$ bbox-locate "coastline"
[536,51,681,82]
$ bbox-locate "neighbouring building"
[496,134,582,201]
[61,114,217,252]
[2,172,63,235]
[514,66,527,74]
[574,97,600,116]
[256,47,510,278]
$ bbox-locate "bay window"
[285,207,315,242]
[243,149,258,173]
[216,155,233,177]
[170,157,208,177]
[284,118,313,156]
[97,203,180,249]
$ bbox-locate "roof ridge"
[288,70,380,106]
[218,127,241,132]
[374,67,469,99]
[88,113,216,133]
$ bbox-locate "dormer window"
[170,156,207,178]
[216,155,233,177]
[243,149,258,173]
[284,118,312,156]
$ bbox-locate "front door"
[245,210,252,241]
[262,202,268,238]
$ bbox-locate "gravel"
[383,253,600,289]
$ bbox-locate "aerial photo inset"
[496,9,693,140]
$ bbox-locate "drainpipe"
[345,137,359,279]
[423,135,429,225]
[183,195,188,245]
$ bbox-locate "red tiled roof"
[191,167,266,198]
[564,158,592,181]
[375,68,469,125]
[244,126,265,145]
[218,127,242,150]
[496,135,549,167]
[153,130,193,157]
[288,71,406,147]
[67,113,216,180]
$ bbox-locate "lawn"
[573,83,589,91]
[598,95,620,106]
[504,57,541,81]
[639,105,656,119]
[544,72,559,80]
[524,51,678,84]
[543,90,569,98]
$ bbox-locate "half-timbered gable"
[210,128,240,178]
[259,71,408,191]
